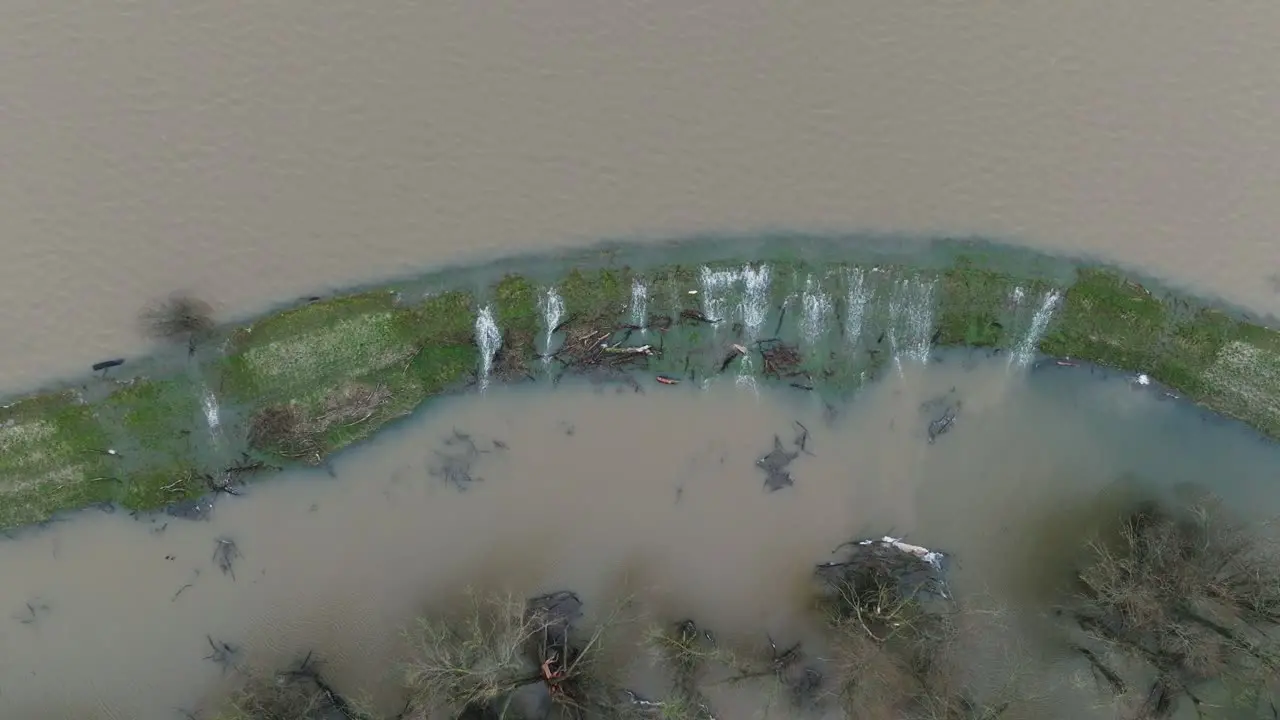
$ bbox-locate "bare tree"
[140,292,215,351]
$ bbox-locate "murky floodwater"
[3,354,1278,719]
[2,5,1278,718]
[4,2,1280,388]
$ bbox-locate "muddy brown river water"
[3,2,1280,390]
[2,355,1279,718]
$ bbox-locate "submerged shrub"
[816,538,1015,720]
[140,292,215,343]
[400,589,633,719]
[214,670,359,720]
[1066,497,1280,719]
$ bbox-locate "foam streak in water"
[475,305,501,391]
[629,279,648,331]
[1010,290,1061,369]
[539,287,564,363]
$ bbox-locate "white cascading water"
[201,385,223,450]
[1009,289,1062,369]
[888,276,937,373]
[696,264,775,391]
[475,305,502,391]
[737,264,772,393]
[845,267,871,348]
[800,274,833,348]
[628,278,647,332]
[698,266,739,324]
[539,287,564,366]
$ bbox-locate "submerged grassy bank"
[2,237,1278,530]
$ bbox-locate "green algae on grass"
[101,378,203,451]
[491,274,539,338]
[1197,322,1280,437]
[221,291,414,403]
[0,391,115,529]
[1148,308,1238,396]
[1040,268,1169,371]
[936,263,1016,348]
[119,465,207,511]
[9,244,1280,530]
[404,290,479,392]
[489,274,540,379]
[223,290,478,461]
[559,268,632,322]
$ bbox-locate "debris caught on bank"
[757,339,803,379]
[816,535,950,605]
[248,381,397,463]
[549,318,658,392]
[717,344,747,374]
[679,309,718,325]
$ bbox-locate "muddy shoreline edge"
[2,235,1277,531]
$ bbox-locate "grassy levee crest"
[0,235,1278,531]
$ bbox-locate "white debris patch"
[1203,341,1280,426]
[860,536,948,570]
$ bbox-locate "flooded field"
[3,352,1278,719]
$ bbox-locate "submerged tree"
[140,292,215,352]
[212,654,371,720]
[816,538,1015,720]
[1065,498,1280,719]
[401,589,634,719]
[639,616,825,720]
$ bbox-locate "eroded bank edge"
[2,251,1277,530]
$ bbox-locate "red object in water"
[656,375,679,385]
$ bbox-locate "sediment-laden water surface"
[3,352,1277,719]
[5,3,1280,389]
